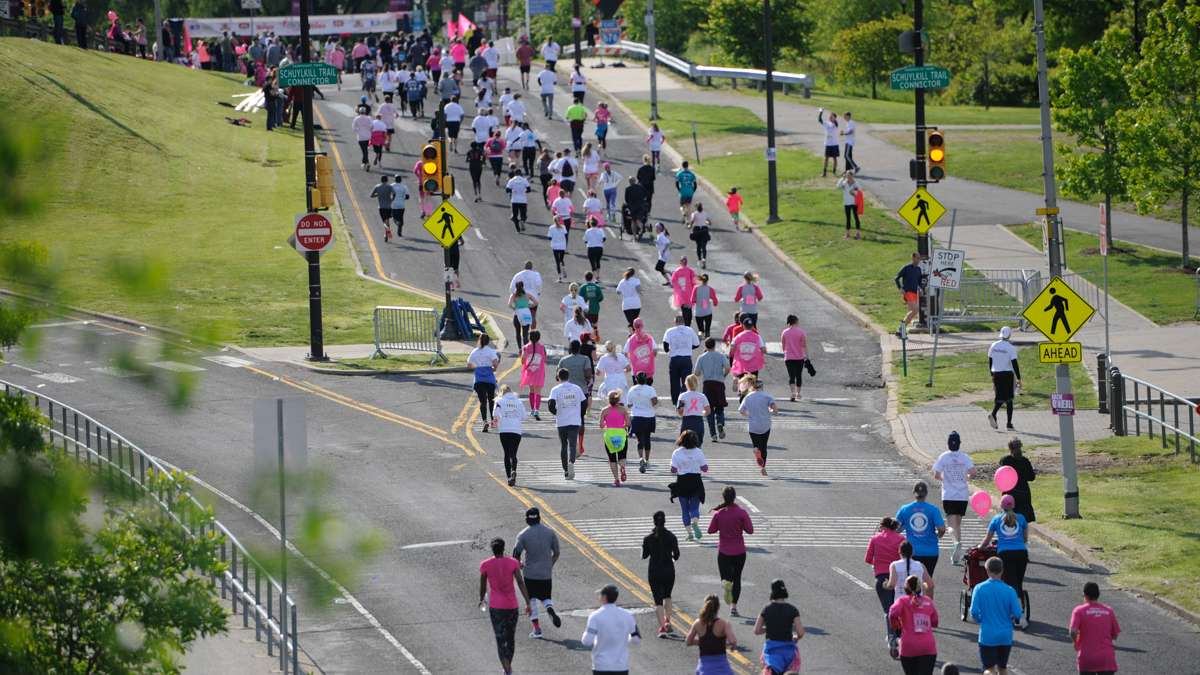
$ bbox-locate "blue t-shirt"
[895,501,945,557]
[676,170,697,199]
[970,578,1023,646]
[987,513,1028,552]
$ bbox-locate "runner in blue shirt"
[894,481,946,574]
[979,494,1030,628]
[970,556,1024,675]
[675,160,698,225]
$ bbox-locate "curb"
[282,359,474,377]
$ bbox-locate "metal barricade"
[0,380,301,674]
[1108,367,1198,463]
[934,269,1040,329]
[373,305,446,363]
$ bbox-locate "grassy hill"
[0,39,431,346]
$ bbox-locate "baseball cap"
[525,507,540,524]
[597,584,619,603]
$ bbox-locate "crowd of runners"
[342,28,1122,675]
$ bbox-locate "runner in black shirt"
[642,510,680,639]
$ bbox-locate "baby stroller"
[959,545,1031,625]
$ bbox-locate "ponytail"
[904,574,922,597]
[1003,507,1017,529]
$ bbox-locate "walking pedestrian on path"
[895,253,923,335]
[836,170,863,239]
[755,579,805,675]
[691,275,718,339]
[818,108,839,177]
[493,385,528,485]
[548,368,586,479]
[781,315,808,402]
[687,594,737,675]
[548,217,569,282]
[987,327,1022,431]
[865,517,905,645]
[444,96,465,152]
[933,431,975,565]
[617,268,643,328]
[478,537,530,675]
[580,272,604,336]
[566,98,588,151]
[979,495,1030,628]
[486,131,507,185]
[895,481,946,575]
[625,317,658,383]
[390,174,409,237]
[515,37,534,89]
[637,155,657,220]
[597,340,631,399]
[510,282,537,349]
[600,162,623,221]
[469,334,500,434]
[599,390,631,486]
[627,371,659,472]
[654,223,673,285]
[1069,582,1121,675]
[643,510,680,638]
[537,64,557,118]
[379,95,398,151]
[688,204,712,269]
[582,584,641,675]
[647,123,666,172]
[888,575,940,675]
[582,144,602,192]
[558,340,595,455]
[842,111,860,173]
[369,175,395,242]
[708,486,754,617]
[663,314,701,405]
[506,168,531,232]
[734,272,763,328]
[513,507,561,638]
[353,105,373,169]
[585,216,607,278]
[670,429,708,540]
[677,374,712,447]
[730,318,766,379]
[519,330,546,419]
[970,557,1024,675]
[676,161,699,224]
[739,379,777,475]
[369,114,387,166]
[594,102,612,150]
[671,257,698,326]
[569,63,588,103]
[695,337,730,441]
[998,439,1037,524]
[725,187,745,231]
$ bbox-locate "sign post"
[297,0,326,363]
[1100,203,1111,362]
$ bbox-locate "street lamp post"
[645,0,657,120]
[763,0,780,223]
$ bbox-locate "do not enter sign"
[295,213,334,252]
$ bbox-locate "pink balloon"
[994,465,1018,493]
[970,491,993,518]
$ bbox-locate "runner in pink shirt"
[478,537,530,675]
[780,314,808,401]
[707,486,754,617]
[520,330,548,420]
[1070,582,1121,674]
[865,517,905,644]
[450,40,468,70]
[729,319,766,377]
[888,575,939,673]
[624,318,658,379]
[670,257,697,325]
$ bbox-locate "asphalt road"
[3,64,1197,674]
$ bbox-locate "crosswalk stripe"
[503,457,919,486]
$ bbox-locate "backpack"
[561,160,574,178]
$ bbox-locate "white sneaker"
[567,464,575,479]
[988,413,998,429]
[951,542,963,565]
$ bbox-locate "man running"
[694,337,730,441]
[368,175,395,242]
[505,168,531,232]
[510,261,543,328]
[662,314,700,405]
[582,585,641,675]
[513,507,562,639]
[548,367,585,479]
[970,557,1024,675]
[895,481,946,574]
[515,37,534,89]
[894,252,924,336]
[579,271,604,337]
[933,430,975,565]
[537,65,557,118]
[675,161,698,224]
[558,340,594,456]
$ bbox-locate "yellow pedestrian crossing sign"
[898,187,945,234]
[1022,276,1095,343]
[422,201,472,248]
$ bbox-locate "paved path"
[583,60,1200,256]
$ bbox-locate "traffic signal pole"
[912,0,929,261]
[573,0,583,67]
[300,0,326,363]
[1034,0,1080,519]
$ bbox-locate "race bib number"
[528,353,542,369]
[913,613,931,634]
[739,342,757,358]
[635,345,651,360]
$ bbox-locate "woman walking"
[888,575,940,675]
[478,537,530,675]
[643,511,680,638]
[510,281,537,350]
[469,334,500,434]
[734,272,764,328]
[754,579,805,675]
[998,438,1036,524]
[493,384,528,486]
[729,318,766,380]
[467,141,486,202]
[687,595,737,675]
[708,486,753,616]
[600,162,623,222]
[979,494,1030,628]
[596,340,631,400]
[599,391,631,486]
[519,330,547,420]
[617,267,643,329]
[691,275,719,339]
[677,374,711,447]
[781,315,808,401]
[370,114,387,167]
[583,192,606,227]
[627,371,659,472]
[581,142,602,192]
[836,170,862,239]
[624,318,658,383]
[548,217,569,283]
[670,430,708,540]
[865,517,905,645]
[646,123,666,172]
[689,203,712,269]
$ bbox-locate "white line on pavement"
[149,360,206,373]
[400,539,472,550]
[820,342,842,353]
[831,566,872,590]
[7,363,42,374]
[474,229,488,241]
[736,496,761,513]
[202,355,256,368]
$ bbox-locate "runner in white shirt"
[654,223,672,284]
[548,369,585,478]
[352,109,373,170]
[492,385,528,485]
[933,430,976,564]
[537,67,558,118]
[379,64,400,97]
[563,309,593,346]
[511,262,544,327]
[662,316,701,405]
[472,111,496,144]
[378,97,398,151]
[551,194,574,231]
[506,123,525,164]
[569,65,587,103]
[443,98,465,152]
[616,268,642,328]
[583,215,607,280]
[499,89,514,116]
[505,170,532,232]
[560,283,587,322]
[886,542,934,597]
[582,585,640,673]
[541,38,561,67]
[548,220,569,282]
[439,53,455,76]
[483,42,501,71]
[596,340,632,399]
[506,94,527,124]
[646,123,665,172]
[625,372,658,471]
[477,77,495,107]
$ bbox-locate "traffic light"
[926,130,946,181]
[420,143,443,195]
[311,154,333,210]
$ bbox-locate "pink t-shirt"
[1070,602,1120,672]
[351,43,369,59]
[546,183,563,205]
[707,505,754,556]
[451,42,468,64]
[480,556,522,609]
[671,266,696,308]
[329,49,345,69]
[864,529,905,576]
[594,107,611,124]
[781,326,808,361]
[625,333,657,376]
[601,406,627,430]
[888,595,938,657]
[730,330,765,375]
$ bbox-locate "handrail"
[1109,369,1198,462]
[0,379,301,674]
[563,40,813,90]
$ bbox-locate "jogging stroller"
[959,545,1031,625]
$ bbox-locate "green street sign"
[890,65,951,91]
[278,62,338,87]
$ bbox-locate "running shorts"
[979,645,1012,670]
[525,577,552,601]
[943,500,968,516]
[679,194,693,206]
[649,571,675,605]
[378,208,392,221]
[630,416,656,437]
[485,67,497,79]
[904,291,919,303]
[519,64,531,73]
[447,121,461,138]
[824,144,839,158]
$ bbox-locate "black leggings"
[999,549,1029,599]
[587,247,603,271]
[522,147,537,176]
[845,144,859,171]
[900,654,936,675]
[511,203,527,227]
[695,237,709,261]
[499,432,521,478]
[631,417,654,453]
[470,169,483,194]
[358,140,369,165]
[512,316,530,349]
[623,308,641,328]
[552,249,566,275]
[750,431,770,465]
[695,314,713,337]
[874,573,894,614]
[474,382,496,423]
[844,204,861,230]
[717,552,747,604]
[540,174,552,204]
[680,305,692,326]
[489,607,518,662]
[991,398,1014,424]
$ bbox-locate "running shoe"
[547,606,561,628]
[613,480,620,487]
[619,465,627,482]
[888,636,899,660]
[730,606,740,617]
[529,628,543,639]
[657,624,670,638]
[718,425,725,439]
[754,448,764,467]
[1007,424,1016,431]
[988,413,998,429]
[686,530,694,541]
[691,522,702,541]
[723,580,734,605]
[951,542,963,566]
[508,475,516,487]
[639,457,647,473]
[567,464,575,479]
[482,423,489,433]
[532,411,540,420]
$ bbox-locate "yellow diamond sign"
[898,187,946,234]
[1022,276,1095,343]
[422,200,472,248]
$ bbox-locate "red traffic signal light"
[926,130,946,180]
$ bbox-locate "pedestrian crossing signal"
[927,130,946,180]
[420,143,443,194]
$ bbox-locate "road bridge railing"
[1108,369,1199,463]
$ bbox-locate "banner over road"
[185,12,400,37]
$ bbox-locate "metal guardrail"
[1,16,117,52]
[1109,368,1198,463]
[0,379,301,674]
[1194,268,1199,320]
[373,305,446,363]
[934,269,1040,329]
[564,41,813,92]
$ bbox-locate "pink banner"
[184,12,400,38]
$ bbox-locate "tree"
[936,1,1035,108]
[831,15,908,99]
[619,0,707,56]
[1117,1,1200,269]
[806,0,903,52]
[702,0,814,70]
[1053,26,1134,249]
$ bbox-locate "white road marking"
[455,188,463,199]
[203,355,256,368]
[30,320,90,329]
[820,342,842,353]
[400,539,472,550]
[811,397,853,402]
[507,457,917,487]
[148,360,206,373]
[34,372,83,384]
[474,229,488,241]
[832,566,872,590]
[736,496,761,513]
[91,366,138,378]
[7,363,42,374]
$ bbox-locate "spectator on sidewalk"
[1070,582,1120,675]
[818,108,839,177]
[842,111,860,173]
[835,170,862,240]
[895,252,924,335]
[71,0,89,49]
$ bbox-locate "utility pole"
[152,0,161,61]
[300,0,326,362]
[573,0,582,67]
[763,0,779,223]
[912,0,928,260]
[1034,0,1080,519]
[645,0,658,120]
[523,0,530,42]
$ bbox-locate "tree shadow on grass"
[30,72,165,152]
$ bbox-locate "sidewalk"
[184,606,319,674]
[581,59,1200,256]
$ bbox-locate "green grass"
[333,354,468,372]
[1028,435,1200,615]
[1008,224,1196,324]
[0,39,433,347]
[878,130,1056,194]
[724,87,1041,126]
[896,347,1097,413]
[621,100,766,141]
